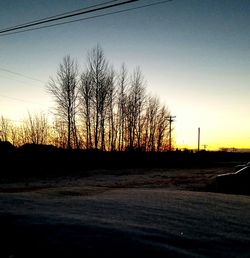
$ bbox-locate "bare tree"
[22,112,49,145]
[9,124,19,146]
[106,68,116,151]
[156,105,170,151]
[85,45,109,150]
[79,70,93,149]
[117,64,128,151]
[0,116,10,142]
[144,96,160,151]
[127,67,146,150]
[44,45,173,152]
[47,55,79,149]
[50,118,68,148]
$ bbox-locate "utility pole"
[198,127,200,152]
[202,144,207,151]
[167,115,176,151]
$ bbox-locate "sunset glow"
[0,0,249,150]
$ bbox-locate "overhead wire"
[0,69,47,105]
[0,94,48,107]
[0,74,36,85]
[0,0,138,34]
[1,0,120,31]
[0,0,173,37]
[0,67,45,83]
[0,0,173,115]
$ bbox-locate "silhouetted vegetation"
[0,46,172,151]
[47,56,79,149]
[1,141,250,178]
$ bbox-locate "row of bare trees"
[0,113,49,146]
[0,46,174,151]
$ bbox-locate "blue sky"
[0,0,249,149]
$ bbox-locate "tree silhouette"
[79,70,93,149]
[23,112,49,145]
[117,64,128,151]
[126,67,146,150]
[84,45,110,150]
[0,45,174,151]
[47,55,79,149]
[0,116,10,142]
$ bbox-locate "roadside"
[0,167,233,195]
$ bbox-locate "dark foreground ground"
[0,167,250,258]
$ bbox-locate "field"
[1,167,250,257]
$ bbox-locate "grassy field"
[0,166,233,193]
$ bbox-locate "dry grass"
[0,167,232,195]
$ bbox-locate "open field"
[0,167,231,192]
[0,167,250,257]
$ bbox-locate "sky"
[0,0,249,150]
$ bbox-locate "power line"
[1,0,119,32]
[0,0,173,37]
[0,94,46,106]
[0,67,45,83]
[0,74,29,85]
[0,0,138,34]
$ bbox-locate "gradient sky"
[0,0,249,150]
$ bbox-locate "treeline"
[1,141,249,177]
[0,45,173,151]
